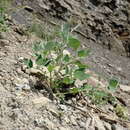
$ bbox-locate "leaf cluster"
[24,24,121,110]
[25,24,90,96]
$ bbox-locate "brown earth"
[0,0,130,130]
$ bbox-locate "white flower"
[63,49,70,56]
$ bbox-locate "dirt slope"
[0,0,130,130]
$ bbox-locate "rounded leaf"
[68,36,80,50]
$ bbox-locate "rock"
[87,76,106,88]
[86,117,95,130]
[14,78,29,85]
[0,39,9,49]
[34,118,56,129]
[59,104,68,111]
[69,115,77,126]
[15,83,31,91]
[32,96,52,106]
[14,78,31,91]
[0,32,7,39]
[94,115,106,130]
[63,116,70,124]
[120,84,130,92]
[22,84,31,91]
[78,120,86,129]
[58,127,70,130]
[86,115,106,130]
[111,124,128,130]
[103,122,112,130]
[18,57,24,62]
[47,104,60,118]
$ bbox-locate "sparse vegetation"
[24,24,121,107]
[0,0,130,129]
[24,24,91,98]
[114,104,129,120]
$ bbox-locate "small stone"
[120,84,130,92]
[34,118,55,129]
[116,67,122,72]
[63,116,70,124]
[47,104,59,117]
[0,32,7,39]
[32,97,51,106]
[78,121,86,128]
[59,127,70,130]
[18,57,24,61]
[69,115,77,126]
[103,122,112,130]
[16,68,23,74]
[15,83,24,90]
[59,104,68,111]
[22,84,31,91]
[87,76,106,88]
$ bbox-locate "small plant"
[84,85,116,105]
[114,104,128,120]
[24,24,90,98]
[24,24,121,108]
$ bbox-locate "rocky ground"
[0,0,130,130]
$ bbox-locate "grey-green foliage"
[25,24,90,95]
[24,24,120,107]
[85,85,116,105]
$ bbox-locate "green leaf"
[63,55,70,62]
[65,66,69,74]
[68,36,80,50]
[36,55,51,66]
[33,43,40,52]
[74,60,89,69]
[61,24,70,41]
[108,79,119,92]
[69,88,79,94]
[33,42,44,52]
[24,59,33,68]
[62,24,70,34]
[28,59,33,68]
[44,41,57,51]
[48,64,55,72]
[74,69,90,80]
[63,77,74,85]
[36,55,44,65]
[78,49,90,57]
[94,90,108,98]
[80,85,92,91]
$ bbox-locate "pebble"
[69,115,77,126]
[15,83,31,91]
[120,84,130,92]
[32,96,52,107]
[59,104,68,111]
